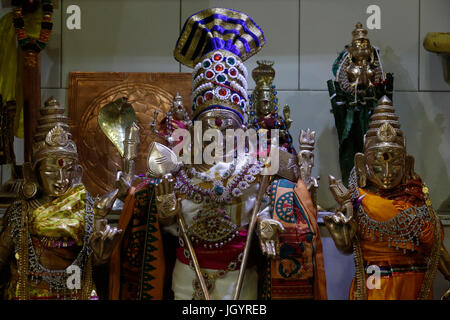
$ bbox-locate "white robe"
[163,157,269,300]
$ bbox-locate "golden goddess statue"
[324,96,450,300]
[0,97,126,300]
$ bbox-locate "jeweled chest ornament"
[174,160,262,204]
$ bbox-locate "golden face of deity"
[191,110,243,159]
[197,110,242,132]
[365,146,405,190]
[349,38,372,60]
[37,156,78,197]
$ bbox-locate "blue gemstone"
[215,186,223,195]
[251,111,255,116]
[274,106,278,111]
[274,91,277,95]
[274,114,278,118]
[273,98,278,103]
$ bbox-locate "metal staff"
[147,142,210,300]
[232,174,270,300]
[176,208,211,300]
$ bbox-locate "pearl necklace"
[175,159,262,204]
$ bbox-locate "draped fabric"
[29,184,87,246]
[0,9,43,138]
[349,188,435,300]
[109,180,166,300]
[262,178,327,300]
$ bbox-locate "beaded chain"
[174,159,263,204]
[10,192,94,300]
[12,0,53,53]
[348,168,432,254]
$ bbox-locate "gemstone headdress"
[174,8,265,123]
[364,95,405,151]
[33,97,78,166]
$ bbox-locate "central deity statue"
[109,8,326,300]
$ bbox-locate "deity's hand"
[258,217,285,259]
[323,211,357,255]
[155,173,180,226]
[116,171,133,200]
[328,175,353,219]
[90,218,122,265]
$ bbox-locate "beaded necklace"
[10,192,94,299]
[174,158,262,204]
[12,0,53,54]
[348,168,432,253]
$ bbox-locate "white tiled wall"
[1,0,449,299]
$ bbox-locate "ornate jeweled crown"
[32,97,78,165]
[174,8,265,123]
[364,95,405,151]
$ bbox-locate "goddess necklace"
[175,158,262,204]
[348,168,432,253]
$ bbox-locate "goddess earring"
[354,153,367,188]
[21,162,39,199]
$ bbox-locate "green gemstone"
[217,74,226,82]
[203,60,211,68]
[227,57,235,65]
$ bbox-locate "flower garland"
[12,0,53,54]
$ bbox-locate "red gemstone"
[215,118,223,126]
[197,96,204,105]
[205,92,213,100]
[58,158,64,167]
[206,70,214,78]
[219,88,227,96]
[229,68,237,76]
[232,95,240,103]
[215,64,224,72]
[213,53,222,61]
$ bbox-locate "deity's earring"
[22,162,39,199]
[72,164,83,186]
[354,153,367,188]
[404,155,417,183]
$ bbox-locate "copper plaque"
[68,72,192,196]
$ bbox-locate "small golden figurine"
[324,96,450,300]
[327,23,394,185]
[0,97,125,300]
[248,60,296,155]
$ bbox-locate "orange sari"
[349,188,436,300]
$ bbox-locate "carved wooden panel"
[68,72,192,196]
